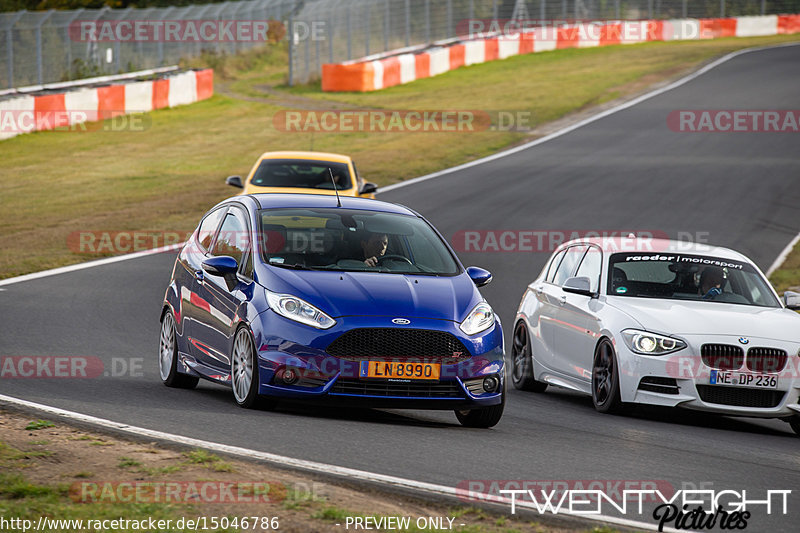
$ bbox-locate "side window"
[575,246,602,293]
[545,249,566,283]
[212,208,250,270]
[553,246,587,286]
[196,208,227,253]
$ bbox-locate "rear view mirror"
[363,218,413,236]
[202,256,239,290]
[784,291,800,310]
[466,266,492,287]
[226,175,243,188]
[360,182,378,194]
[563,276,596,297]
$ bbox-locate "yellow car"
[226,151,377,198]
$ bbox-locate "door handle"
[559,295,567,305]
[194,270,204,282]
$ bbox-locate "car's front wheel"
[231,327,276,409]
[454,380,505,428]
[592,338,622,413]
[159,309,198,389]
[511,321,547,392]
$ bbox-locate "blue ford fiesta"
[159,193,505,427]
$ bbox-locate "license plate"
[359,361,441,380]
[709,370,778,389]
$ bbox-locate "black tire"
[592,338,623,413]
[158,309,199,389]
[455,379,505,428]
[511,321,547,392]
[789,416,800,437]
[231,327,277,410]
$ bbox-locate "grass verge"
[1,34,799,279]
[0,408,588,532]
[769,240,800,296]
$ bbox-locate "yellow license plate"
[359,361,441,380]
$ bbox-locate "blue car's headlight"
[460,302,495,336]
[266,290,336,329]
[621,329,685,355]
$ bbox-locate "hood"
[607,297,800,341]
[261,268,480,322]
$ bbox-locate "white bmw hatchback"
[512,237,800,435]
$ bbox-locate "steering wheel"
[377,254,413,265]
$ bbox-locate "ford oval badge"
[392,318,411,325]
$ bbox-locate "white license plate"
[709,370,778,389]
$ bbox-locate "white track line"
[0,394,682,532]
[0,243,183,287]
[767,232,800,277]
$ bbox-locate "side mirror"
[562,276,596,297]
[359,182,378,195]
[466,266,492,287]
[784,290,800,310]
[202,256,239,290]
[226,175,243,188]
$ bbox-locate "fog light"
[482,376,499,393]
[278,368,298,385]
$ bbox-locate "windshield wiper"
[268,262,318,271]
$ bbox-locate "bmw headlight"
[266,290,335,329]
[460,302,495,336]
[621,329,685,355]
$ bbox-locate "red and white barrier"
[322,14,800,92]
[0,68,213,141]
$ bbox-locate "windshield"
[251,159,352,190]
[608,253,780,308]
[258,208,460,275]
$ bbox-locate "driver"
[360,231,388,267]
[699,267,725,299]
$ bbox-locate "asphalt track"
[2,44,800,531]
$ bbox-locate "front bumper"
[617,334,800,418]
[253,311,505,410]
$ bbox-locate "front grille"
[701,344,744,370]
[746,347,788,373]
[696,385,784,408]
[330,378,464,398]
[326,328,471,363]
[638,376,680,395]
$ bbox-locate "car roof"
[257,151,352,163]
[561,237,753,263]
[248,193,416,215]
